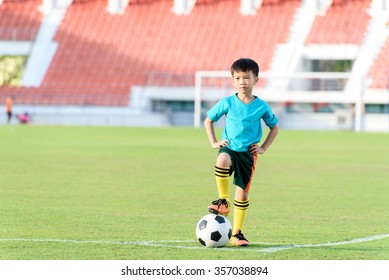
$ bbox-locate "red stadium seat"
[306,0,371,44]
[369,34,389,89]
[0,0,42,41]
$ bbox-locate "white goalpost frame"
[194,71,232,129]
[194,71,365,131]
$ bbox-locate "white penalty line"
[1,234,389,253]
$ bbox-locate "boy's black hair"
[230,58,259,77]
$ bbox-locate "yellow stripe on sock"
[234,199,249,209]
[215,166,230,177]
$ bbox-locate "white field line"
[1,234,389,253]
[257,233,389,253]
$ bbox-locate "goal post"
[194,71,367,131]
[194,71,232,128]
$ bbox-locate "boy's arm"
[249,125,279,155]
[204,117,229,149]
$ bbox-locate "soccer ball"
[196,213,232,248]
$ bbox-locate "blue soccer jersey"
[207,93,278,152]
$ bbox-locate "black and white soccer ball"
[196,213,232,248]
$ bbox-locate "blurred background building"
[1,0,388,131]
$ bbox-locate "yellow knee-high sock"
[233,199,249,235]
[215,166,230,205]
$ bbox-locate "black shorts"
[218,147,257,191]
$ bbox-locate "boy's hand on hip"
[212,140,229,149]
[249,144,265,155]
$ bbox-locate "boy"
[204,58,279,246]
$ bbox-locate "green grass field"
[1,125,389,260]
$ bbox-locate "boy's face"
[232,70,258,95]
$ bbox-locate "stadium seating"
[1,0,300,106]
[368,28,389,89]
[0,0,42,41]
[306,0,371,44]
[305,0,389,90]
[1,0,387,106]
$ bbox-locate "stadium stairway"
[21,1,71,87]
[368,25,389,89]
[367,3,389,90]
[267,0,318,90]
[345,1,389,94]
[296,0,389,94]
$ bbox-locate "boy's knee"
[216,152,231,168]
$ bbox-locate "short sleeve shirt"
[207,93,278,152]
